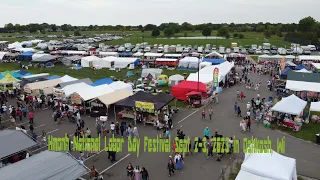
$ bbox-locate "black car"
[248,49,255,54]
[270,50,277,55]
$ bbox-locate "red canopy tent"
[171,81,207,100]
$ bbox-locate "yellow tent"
[0,73,20,84]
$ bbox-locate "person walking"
[167,159,175,177]
[208,108,213,121]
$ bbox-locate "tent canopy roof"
[0,130,37,159]
[56,78,92,88]
[91,78,114,86]
[271,94,307,115]
[0,150,88,180]
[115,91,174,110]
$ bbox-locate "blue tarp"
[47,75,61,80]
[18,51,33,61]
[202,58,225,65]
[119,52,133,57]
[295,64,309,70]
[17,70,31,75]
[281,67,292,76]
[91,78,114,86]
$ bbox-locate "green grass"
[0,30,290,47]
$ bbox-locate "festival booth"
[0,73,21,90]
[143,53,164,63]
[18,51,33,61]
[60,55,82,66]
[91,78,114,86]
[177,57,200,70]
[168,74,184,86]
[98,52,118,57]
[205,51,223,59]
[202,58,225,65]
[81,55,101,68]
[114,58,140,69]
[155,58,179,67]
[0,150,89,180]
[172,80,207,101]
[270,94,307,131]
[115,91,174,127]
[0,130,38,168]
[226,53,246,64]
[236,151,297,180]
[24,78,63,95]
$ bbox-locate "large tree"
[151,29,160,38]
[298,16,317,32]
[202,27,212,38]
[164,28,174,37]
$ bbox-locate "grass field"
[0,31,290,48]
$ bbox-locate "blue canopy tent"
[47,75,61,80]
[119,52,133,57]
[202,58,225,65]
[295,64,309,70]
[18,51,33,61]
[280,67,292,77]
[91,78,114,86]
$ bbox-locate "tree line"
[1,16,319,44]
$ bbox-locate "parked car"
[270,50,277,55]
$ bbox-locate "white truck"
[262,43,271,50]
[277,48,287,55]
[219,47,225,54]
[176,46,183,53]
[197,46,203,53]
[252,44,257,50]
[233,47,240,53]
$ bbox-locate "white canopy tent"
[178,57,200,69]
[81,56,101,67]
[271,94,307,115]
[310,102,320,112]
[236,151,297,180]
[109,81,133,92]
[286,80,320,92]
[168,74,185,86]
[93,56,117,68]
[61,82,92,96]
[60,75,78,82]
[293,69,311,73]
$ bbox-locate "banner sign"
[280,57,286,71]
[135,101,154,113]
[213,68,219,87]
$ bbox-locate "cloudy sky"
[0,0,319,26]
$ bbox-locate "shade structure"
[0,73,21,85]
[0,151,88,180]
[171,80,207,100]
[0,130,38,159]
[91,78,114,86]
[61,82,92,96]
[236,151,297,180]
[98,88,134,106]
[271,94,307,115]
[56,78,92,88]
[60,75,78,82]
[109,81,133,92]
[115,91,174,110]
[310,102,320,112]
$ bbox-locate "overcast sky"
[0,0,319,26]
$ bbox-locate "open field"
[0,31,291,47]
